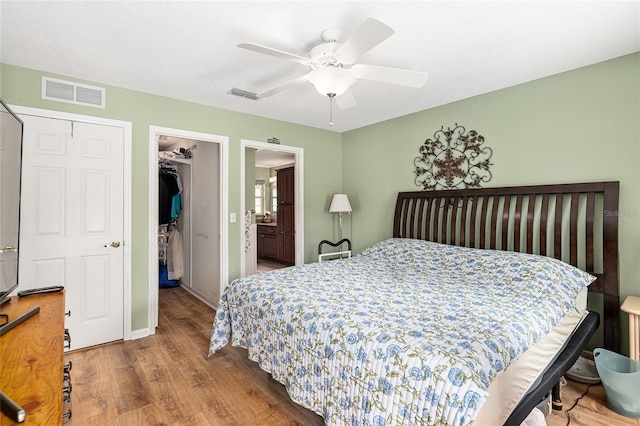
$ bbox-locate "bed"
[209,181,619,425]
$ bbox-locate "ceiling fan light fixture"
[307,67,356,97]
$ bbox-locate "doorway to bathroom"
[241,139,303,277]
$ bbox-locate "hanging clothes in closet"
[159,162,184,287]
[159,164,182,225]
[166,224,184,280]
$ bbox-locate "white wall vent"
[42,77,106,108]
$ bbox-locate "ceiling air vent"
[42,77,106,108]
[227,87,258,100]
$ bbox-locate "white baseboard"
[130,328,151,340]
[180,284,217,310]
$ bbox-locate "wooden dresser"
[0,291,67,425]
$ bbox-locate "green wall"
[2,52,639,353]
[342,52,640,353]
[1,64,343,331]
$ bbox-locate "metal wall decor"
[414,124,493,190]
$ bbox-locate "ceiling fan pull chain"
[328,93,335,127]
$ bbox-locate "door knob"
[104,241,121,248]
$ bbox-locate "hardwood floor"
[65,286,323,425]
[546,379,638,426]
[256,258,288,273]
[65,286,638,425]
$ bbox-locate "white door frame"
[241,139,304,275]
[148,126,228,332]
[11,104,133,340]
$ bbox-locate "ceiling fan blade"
[238,42,309,65]
[351,64,429,88]
[334,18,395,65]
[257,75,309,98]
[334,89,356,109]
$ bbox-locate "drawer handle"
[62,409,72,421]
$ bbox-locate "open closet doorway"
[241,140,304,277]
[148,126,228,333]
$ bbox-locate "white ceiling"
[254,148,295,168]
[2,1,639,133]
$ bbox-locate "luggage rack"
[318,238,352,262]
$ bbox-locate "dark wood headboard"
[393,181,620,352]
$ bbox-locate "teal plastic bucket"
[593,348,640,418]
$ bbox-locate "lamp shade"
[329,194,352,213]
[307,67,356,97]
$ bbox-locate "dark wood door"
[257,225,278,260]
[277,167,294,204]
[277,204,295,263]
[276,167,295,265]
[262,234,277,259]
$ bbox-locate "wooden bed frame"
[393,181,619,424]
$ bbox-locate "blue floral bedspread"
[209,238,594,425]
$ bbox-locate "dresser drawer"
[258,225,277,235]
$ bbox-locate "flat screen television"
[0,99,24,308]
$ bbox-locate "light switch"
[230,212,236,223]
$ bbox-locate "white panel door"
[19,115,124,350]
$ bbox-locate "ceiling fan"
[238,18,429,111]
